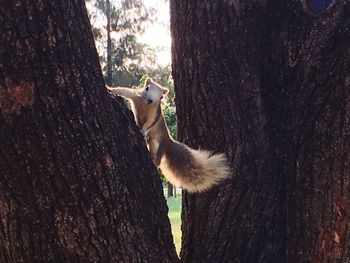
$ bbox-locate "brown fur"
[108,80,231,192]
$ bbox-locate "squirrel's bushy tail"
[160,140,231,192]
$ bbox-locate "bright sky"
[140,0,171,66]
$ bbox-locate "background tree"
[0,0,178,262]
[170,0,350,262]
[87,0,154,85]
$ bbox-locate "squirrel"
[108,78,231,192]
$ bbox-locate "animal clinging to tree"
[108,79,231,192]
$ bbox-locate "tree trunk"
[168,182,174,198]
[106,0,113,85]
[170,1,350,262]
[0,1,178,262]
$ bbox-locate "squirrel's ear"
[162,87,169,95]
[145,78,152,85]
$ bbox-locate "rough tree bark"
[170,1,350,262]
[0,0,178,262]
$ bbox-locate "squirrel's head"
[141,78,169,105]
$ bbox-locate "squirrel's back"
[160,140,230,192]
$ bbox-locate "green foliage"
[163,101,177,138]
[111,63,146,86]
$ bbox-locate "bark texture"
[170,0,350,262]
[0,0,178,262]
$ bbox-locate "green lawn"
[164,188,182,255]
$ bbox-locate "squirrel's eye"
[146,86,149,91]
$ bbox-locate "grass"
[164,187,182,255]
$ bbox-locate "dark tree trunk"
[0,1,178,262]
[168,182,174,198]
[106,0,113,86]
[170,1,350,262]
